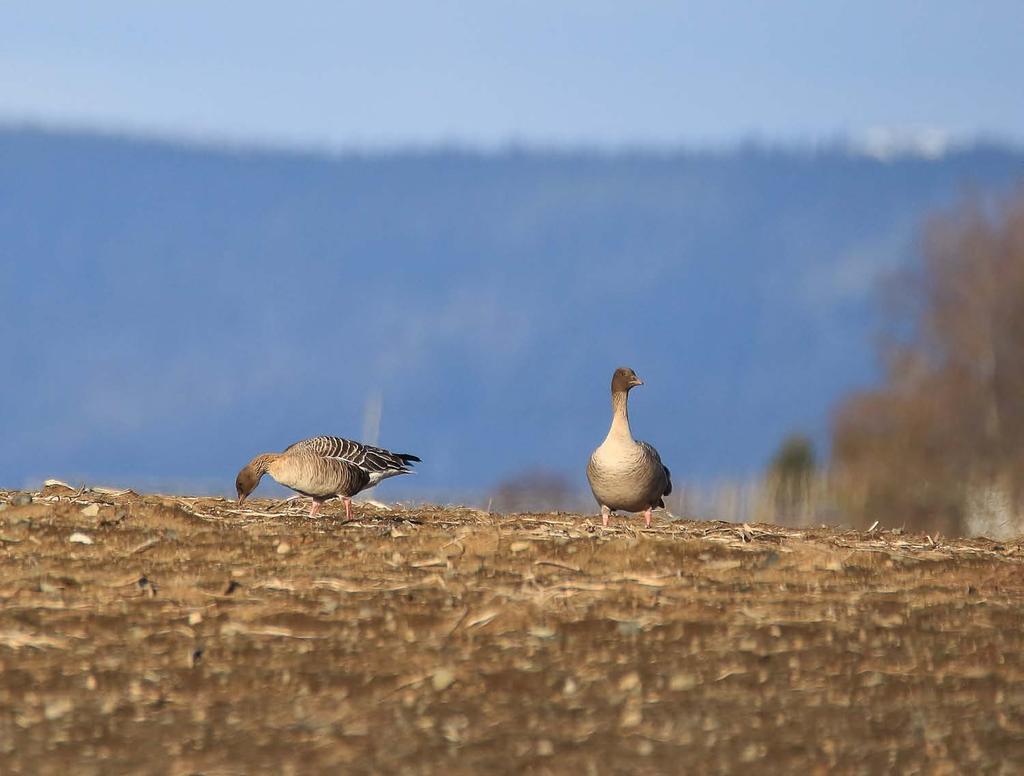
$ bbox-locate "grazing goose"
[235,435,420,518]
[586,367,672,528]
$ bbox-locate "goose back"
[286,435,419,485]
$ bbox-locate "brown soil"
[1,484,1023,775]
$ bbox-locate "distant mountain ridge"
[2,126,1023,498]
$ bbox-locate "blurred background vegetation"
[832,194,1024,538]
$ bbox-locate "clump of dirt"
[1,485,1023,774]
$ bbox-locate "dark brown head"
[235,457,268,505]
[611,367,644,394]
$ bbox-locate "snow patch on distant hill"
[852,126,954,161]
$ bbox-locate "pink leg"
[643,508,652,529]
[309,500,320,517]
[601,505,611,527]
[343,497,353,519]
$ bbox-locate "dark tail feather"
[398,453,421,465]
[663,465,672,497]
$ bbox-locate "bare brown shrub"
[833,192,1024,535]
[488,469,582,513]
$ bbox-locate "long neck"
[606,390,633,442]
[250,453,280,478]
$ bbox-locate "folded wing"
[638,440,672,503]
[286,435,420,485]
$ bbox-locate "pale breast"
[587,440,665,513]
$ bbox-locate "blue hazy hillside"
[2,127,1023,499]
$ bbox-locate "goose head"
[235,459,266,504]
[611,367,644,394]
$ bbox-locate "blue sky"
[2,1,1022,149]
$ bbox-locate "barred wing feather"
[286,436,420,478]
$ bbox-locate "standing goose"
[235,435,420,518]
[586,367,672,528]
